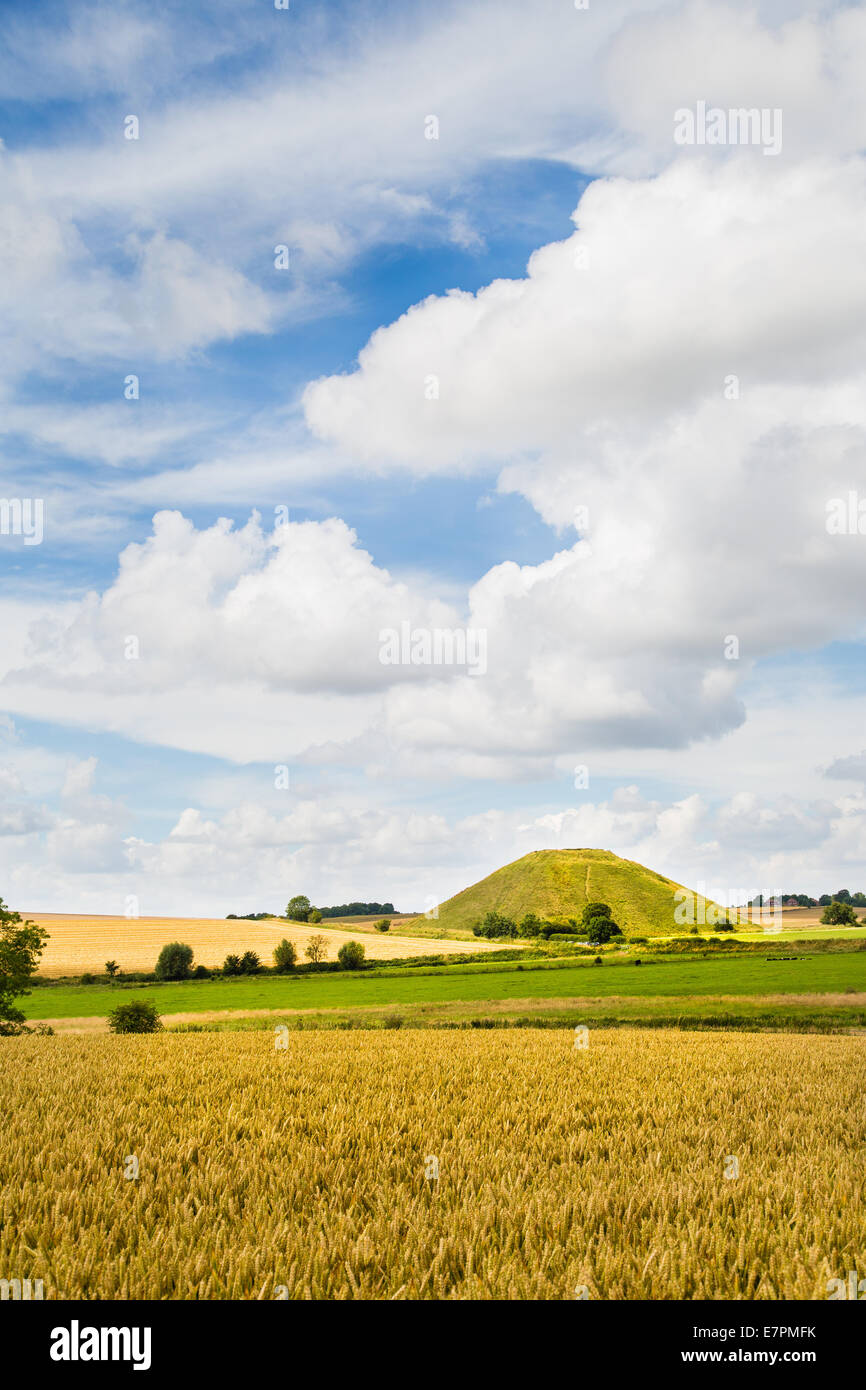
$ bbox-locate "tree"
[287,895,311,922]
[473,910,517,939]
[305,935,328,964]
[518,913,542,938]
[108,1000,163,1034]
[155,942,194,981]
[309,908,322,923]
[374,918,391,933]
[337,940,366,970]
[0,899,49,1035]
[222,953,242,976]
[105,960,120,980]
[585,906,622,944]
[818,894,832,906]
[821,901,859,926]
[239,950,260,974]
[834,889,852,903]
[273,939,297,972]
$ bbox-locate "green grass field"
[731,927,866,942]
[22,949,866,1020]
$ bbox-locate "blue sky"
[1,0,866,916]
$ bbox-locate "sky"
[1,0,866,917]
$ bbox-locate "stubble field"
[27,912,506,977]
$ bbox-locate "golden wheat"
[1,1029,862,1299]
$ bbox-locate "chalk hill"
[434,848,714,937]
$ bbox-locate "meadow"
[1,1029,862,1300]
[22,948,866,1026]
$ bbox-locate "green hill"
[434,848,718,938]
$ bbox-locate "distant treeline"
[317,902,395,918]
[754,891,866,907]
[226,902,395,921]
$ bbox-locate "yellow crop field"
[27,912,508,978]
[1,1029,863,1300]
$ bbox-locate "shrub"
[193,964,211,979]
[586,916,622,945]
[105,960,120,980]
[273,939,297,972]
[374,918,391,933]
[383,1013,403,1029]
[475,910,518,939]
[155,942,194,982]
[593,956,603,965]
[518,913,542,938]
[821,901,859,926]
[582,902,612,925]
[337,940,366,970]
[239,951,260,975]
[222,954,242,976]
[81,972,96,985]
[108,1000,163,1034]
[308,909,323,924]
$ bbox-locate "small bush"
[337,940,366,970]
[222,954,242,976]
[81,972,96,985]
[273,939,297,972]
[593,956,603,966]
[383,1013,403,1028]
[108,1000,163,1034]
[374,918,391,933]
[582,902,612,924]
[305,936,329,964]
[192,964,211,979]
[155,942,194,982]
[239,950,261,975]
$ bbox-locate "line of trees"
[751,891,866,907]
[472,902,624,944]
[227,898,396,922]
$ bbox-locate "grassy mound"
[433,848,717,937]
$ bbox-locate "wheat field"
[2,1029,863,1300]
[27,912,503,977]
